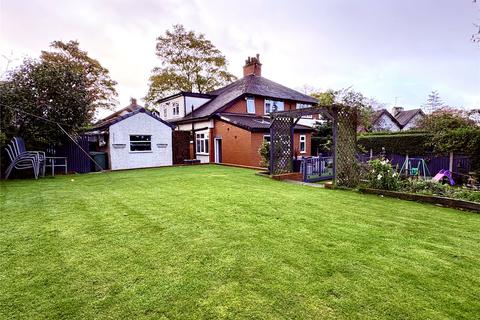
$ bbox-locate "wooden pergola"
[269,104,359,187]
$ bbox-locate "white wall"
[109,112,172,170]
[402,114,423,130]
[176,120,214,131]
[373,114,401,132]
[157,96,184,121]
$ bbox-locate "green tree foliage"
[258,140,270,168]
[0,41,117,147]
[419,108,480,173]
[146,25,236,103]
[310,88,376,134]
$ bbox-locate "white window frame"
[246,97,255,114]
[297,103,312,118]
[163,107,167,118]
[195,132,209,155]
[299,134,306,153]
[264,99,284,114]
[172,102,180,116]
[129,135,152,153]
[263,135,270,143]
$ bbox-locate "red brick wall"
[214,119,256,167]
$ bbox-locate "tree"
[423,90,444,113]
[146,25,236,103]
[419,107,480,173]
[311,88,376,132]
[0,41,117,147]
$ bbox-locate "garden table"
[45,156,68,176]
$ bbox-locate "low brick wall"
[359,188,480,213]
[271,172,303,181]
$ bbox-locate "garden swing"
[400,157,430,179]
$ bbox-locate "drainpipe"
[191,104,195,159]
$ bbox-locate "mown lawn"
[1,165,479,319]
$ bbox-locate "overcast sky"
[1,0,479,115]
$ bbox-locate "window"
[263,135,270,143]
[172,102,180,116]
[264,99,284,114]
[297,103,312,118]
[196,133,209,154]
[246,97,255,114]
[163,107,167,118]
[299,135,306,153]
[130,135,152,152]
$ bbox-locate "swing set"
[399,156,430,179]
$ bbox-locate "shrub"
[358,132,432,155]
[258,140,270,168]
[366,159,401,190]
[401,179,452,197]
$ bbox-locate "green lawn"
[1,165,479,319]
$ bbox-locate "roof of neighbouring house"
[216,112,314,132]
[169,75,318,122]
[90,107,175,131]
[394,108,424,127]
[371,109,401,127]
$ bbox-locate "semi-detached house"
[155,55,318,168]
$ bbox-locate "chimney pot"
[243,54,262,77]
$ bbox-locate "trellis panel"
[270,116,293,175]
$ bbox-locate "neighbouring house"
[87,98,174,170]
[368,107,424,132]
[391,107,424,130]
[154,55,317,167]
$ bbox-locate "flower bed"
[361,158,480,211]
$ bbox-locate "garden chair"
[4,137,45,179]
[13,137,46,177]
[5,143,39,179]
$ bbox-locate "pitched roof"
[371,109,401,127]
[91,108,175,131]
[217,113,314,132]
[101,101,142,122]
[177,75,318,120]
[394,109,424,127]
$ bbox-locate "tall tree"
[146,25,236,103]
[423,90,444,113]
[0,41,117,147]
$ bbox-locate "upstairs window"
[163,107,167,118]
[299,135,306,153]
[172,102,180,116]
[196,133,209,154]
[246,97,255,114]
[265,100,284,114]
[130,135,152,152]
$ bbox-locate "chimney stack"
[243,54,262,77]
[130,97,137,106]
[391,106,404,117]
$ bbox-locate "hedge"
[358,131,433,155]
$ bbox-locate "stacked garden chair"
[4,137,46,179]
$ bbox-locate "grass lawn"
[1,165,479,319]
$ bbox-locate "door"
[214,138,222,163]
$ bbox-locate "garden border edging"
[359,188,480,212]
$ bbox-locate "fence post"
[449,152,454,172]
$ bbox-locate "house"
[87,99,174,170]
[155,55,317,167]
[369,107,424,132]
[391,107,424,130]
